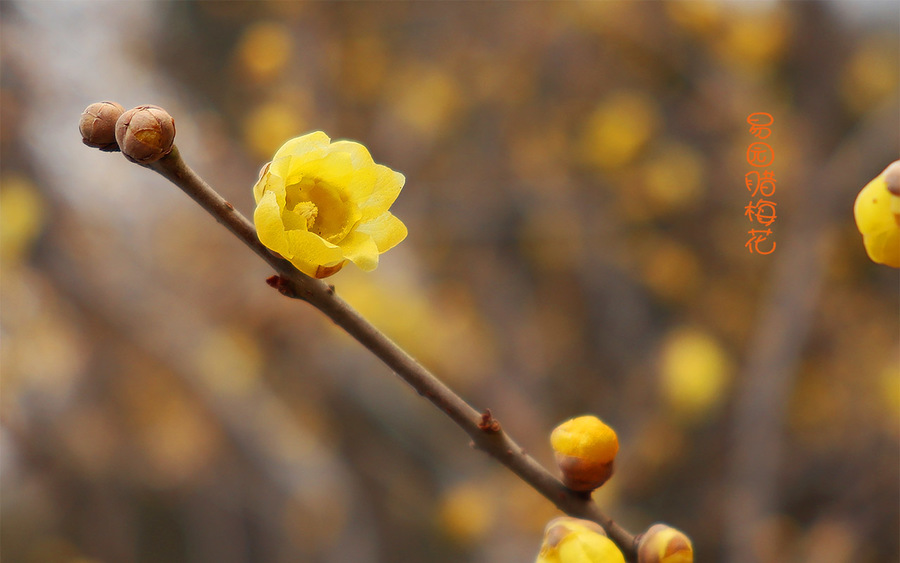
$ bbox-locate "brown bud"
[79,101,125,150]
[554,453,615,491]
[115,105,175,164]
[637,523,693,563]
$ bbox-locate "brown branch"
[143,146,638,557]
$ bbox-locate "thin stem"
[146,148,638,558]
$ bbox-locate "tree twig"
[144,146,638,557]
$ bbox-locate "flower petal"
[273,131,331,161]
[306,151,355,191]
[331,139,375,168]
[264,155,295,192]
[356,212,407,252]
[253,167,287,207]
[863,230,900,267]
[338,230,381,271]
[253,191,291,257]
[358,165,405,222]
[284,229,344,277]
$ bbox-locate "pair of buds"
[537,517,693,563]
[79,101,176,164]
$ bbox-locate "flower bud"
[853,160,900,267]
[536,517,625,563]
[637,524,693,563]
[115,105,176,164]
[79,101,125,150]
[551,415,618,492]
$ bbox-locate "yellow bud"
[115,105,176,164]
[79,101,125,151]
[637,523,694,563]
[551,416,619,492]
[854,160,900,268]
[536,517,625,563]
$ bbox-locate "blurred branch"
[141,144,639,557]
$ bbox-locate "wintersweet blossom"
[854,160,900,268]
[253,131,407,278]
[536,517,625,563]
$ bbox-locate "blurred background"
[1,1,898,562]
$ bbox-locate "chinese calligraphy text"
[745,113,776,255]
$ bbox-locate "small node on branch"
[265,274,303,299]
[79,101,125,151]
[266,274,292,295]
[115,105,176,164]
[477,409,501,433]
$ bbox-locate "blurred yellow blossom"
[193,326,262,397]
[243,99,307,160]
[580,90,659,171]
[0,175,45,266]
[637,236,702,304]
[664,0,724,38]
[253,131,407,278]
[388,63,462,138]
[841,35,900,115]
[641,142,707,215]
[436,482,496,545]
[713,8,788,76]
[659,327,732,421]
[536,517,625,563]
[235,21,293,82]
[338,34,389,101]
[853,160,900,268]
[878,359,900,424]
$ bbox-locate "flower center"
[294,201,318,230]
[284,178,361,243]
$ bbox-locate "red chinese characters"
[745,113,776,254]
[747,112,773,139]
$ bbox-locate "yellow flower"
[253,131,408,278]
[551,416,619,492]
[854,160,900,268]
[536,517,625,563]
